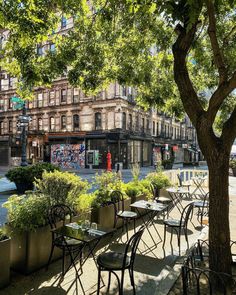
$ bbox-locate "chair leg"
[125,220,129,241]
[133,218,136,233]
[107,271,112,292]
[46,243,55,270]
[97,266,101,295]
[129,267,136,295]
[62,247,65,276]
[163,224,167,248]
[120,270,125,295]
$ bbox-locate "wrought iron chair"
[192,192,209,226]
[96,225,145,295]
[177,173,191,192]
[163,202,194,255]
[47,204,84,276]
[110,190,137,240]
[150,182,172,204]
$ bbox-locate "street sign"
[19,115,32,123]
[11,96,25,110]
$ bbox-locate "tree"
[1,0,236,275]
[53,0,236,275]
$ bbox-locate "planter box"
[7,224,62,275]
[15,182,34,194]
[91,195,148,228]
[91,198,131,228]
[0,238,10,289]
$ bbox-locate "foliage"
[5,162,59,186]
[35,170,89,208]
[0,227,9,241]
[131,163,140,182]
[229,159,236,169]
[3,194,50,232]
[125,179,152,199]
[145,172,171,190]
[161,158,174,168]
[75,193,97,214]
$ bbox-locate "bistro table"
[191,176,208,196]
[52,223,114,294]
[166,187,189,214]
[130,200,168,252]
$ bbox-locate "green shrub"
[75,193,97,213]
[5,162,59,191]
[35,170,89,208]
[0,227,8,241]
[3,194,50,232]
[229,159,236,169]
[131,163,140,182]
[145,171,171,189]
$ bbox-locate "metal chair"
[150,182,172,204]
[192,192,209,226]
[163,203,194,255]
[96,225,145,295]
[110,190,137,240]
[47,204,84,276]
[177,173,191,192]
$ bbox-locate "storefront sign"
[32,141,37,147]
[173,145,178,151]
[165,144,169,151]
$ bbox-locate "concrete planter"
[0,238,11,289]
[7,224,62,275]
[91,198,131,228]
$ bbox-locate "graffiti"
[51,144,85,169]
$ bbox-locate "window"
[37,93,43,107]
[73,88,80,103]
[61,115,67,129]
[122,112,126,129]
[8,76,13,88]
[122,86,127,97]
[61,16,67,28]
[38,118,43,131]
[37,45,43,56]
[142,118,145,132]
[8,120,13,133]
[61,89,67,103]
[95,112,102,130]
[73,114,79,130]
[135,115,139,130]
[50,117,55,131]
[129,114,132,129]
[0,121,3,135]
[153,121,155,135]
[146,119,150,131]
[49,43,56,53]
[156,122,159,135]
[9,98,13,109]
[49,90,55,105]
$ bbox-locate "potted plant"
[145,172,171,198]
[3,171,90,274]
[0,228,10,288]
[5,162,59,194]
[229,159,236,176]
[161,158,174,169]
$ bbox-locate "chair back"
[110,190,125,215]
[150,182,160,200]
[182,265,236,295]
[48,204,73,230]
[177,173,183,186]
[123,225,145,268]
[180,203,194,228]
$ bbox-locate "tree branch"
[207,70,236,124]
[172,22,205,127]
[221,106,236,149]
[206,0,228,84]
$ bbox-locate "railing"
[163,169,209,187]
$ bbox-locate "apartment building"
[0,16,199,168]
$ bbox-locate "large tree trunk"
[207,152,232,275]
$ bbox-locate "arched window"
[95,112,102,130]
[50,117,55,131]
[122,112,126,129]
[38,118,43,131]
[73,114,80,130]
[61,115,67,129]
